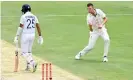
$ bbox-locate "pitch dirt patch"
[1,40,84,80]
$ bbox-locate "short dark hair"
[87,3,93,7]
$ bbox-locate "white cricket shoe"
[75,53,81,60]
[103,56,108,62]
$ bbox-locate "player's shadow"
[76,59,101,63]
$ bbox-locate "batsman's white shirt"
[20,12,39,34]
[20,12,39,53]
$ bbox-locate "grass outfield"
[1,1,133,80]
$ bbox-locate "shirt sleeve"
[35,16,39,23]
[99,9,106,18]
[20,16,24,24]
[87,14,92,25]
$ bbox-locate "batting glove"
[14,36,18,44]
[38,36,43,45]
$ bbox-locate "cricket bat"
[14,43,19,72]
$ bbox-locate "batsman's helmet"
[21,4,31,14]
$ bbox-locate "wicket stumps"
[42,63,52,80]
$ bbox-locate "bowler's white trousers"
[80,29,110,57]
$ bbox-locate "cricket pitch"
[1,40,84,80]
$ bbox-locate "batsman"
[14,4,43,72]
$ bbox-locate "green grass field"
[1,1,133,80]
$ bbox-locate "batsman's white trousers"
[20,33,35,54]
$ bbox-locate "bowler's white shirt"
[87,9,107,31]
